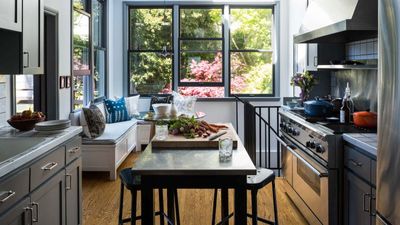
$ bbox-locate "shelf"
[317,65,377,70]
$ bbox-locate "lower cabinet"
[66,158,82,225]
[0,197,31,225]
[30,171,65,225]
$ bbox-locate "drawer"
[0,168,29,215]
[30,146,65,191]
[371,159,376,186]
[66,136,82,165]
[344,146,371,182]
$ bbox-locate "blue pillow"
[104,97,130,123]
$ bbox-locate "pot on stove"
[353,111,377,128]
[304,98,334,117]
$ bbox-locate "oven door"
[278,136,329,225]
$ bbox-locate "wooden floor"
[82,152,308,225]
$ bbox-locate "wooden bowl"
[7,117,46,131]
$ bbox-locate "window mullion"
[173,5,180,92]
[223,4,230,97]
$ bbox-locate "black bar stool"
[211,168,278,225]
[118,168,181,225]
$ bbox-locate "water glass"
[219,138,233,162]
[155,124,169,140]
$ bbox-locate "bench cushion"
[83,119,137,145]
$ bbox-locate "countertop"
[0,126,82,178]
[343,133,377,158]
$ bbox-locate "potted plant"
[290,71,318,105]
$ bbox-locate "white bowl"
[152,103,171,115]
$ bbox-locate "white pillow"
[172,91,197,116]
[125,95,140,117]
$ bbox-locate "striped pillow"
[104,97,130,123]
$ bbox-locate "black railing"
[234,95,281,175]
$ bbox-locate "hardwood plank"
[82,152,308,225]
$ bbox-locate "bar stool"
[118,168,181,225]
[211,168,278,225]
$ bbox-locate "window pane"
[178,86,224,98]
[180,8,222,38]
[129,8,172,50]
[94,49,106,98]
[180,52,222,83]
[73,0,87,11]
[0,76,11,127]
[15,75,34,113]
[73,76,91,110]
[230,52,273,95]
[129,53,172,96]
[73,11,90,74]
[180,40,222,51]
[230,8,273,50]
[93,0,104,47]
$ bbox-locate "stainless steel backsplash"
[331,70,378,112]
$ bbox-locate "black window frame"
[127,6,175,97]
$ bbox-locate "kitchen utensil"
[353,111,377,128]
[209,131,228,141]
[35,120,71,131]
[7,117,46,131]
[152,103,171,115]
[304,98,334,117]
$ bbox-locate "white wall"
[44,0,71,119]
[108,0,294,127]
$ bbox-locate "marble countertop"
[132,124,257,176]
[0,126,82,178]
[343,133,377,158]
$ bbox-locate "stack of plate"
[35,120,71,133]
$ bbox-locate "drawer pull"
[0,190,16,203]
[363,194,371,212]
[32,202,39,222]
[349,159,363,167]
[41,162,58,171]
[25,207,34,224]
[66,174,72,190]
[68,147,80,154]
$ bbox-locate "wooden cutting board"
[151,123,238,149]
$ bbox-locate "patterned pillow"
[104,97,130,123]
[80,105,106,139]
[150,95,173,111]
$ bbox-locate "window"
[128,7,173,96]
[127,5,277,98]
[15,75,34,112]
[72,0,107,110]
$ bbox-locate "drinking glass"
[155,124,169,140]
[219,138,233,162]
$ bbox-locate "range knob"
[306,140,312,148]
[292,129,300,136]
[316,144,325,153]
[288,127,293,133]
[309,141,316,149]
[280,122,286,128]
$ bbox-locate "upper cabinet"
[0,0,22,32]
[0,0,44,75]
[22,0,44,74]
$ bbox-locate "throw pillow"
[104,97,130,123]
[80,105,106,139]
[125,95,140,117]
[172,91,197,116]
[150,95,173,111]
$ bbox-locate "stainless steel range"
[278,110,342,225]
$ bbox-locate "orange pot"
[353,111,377,128]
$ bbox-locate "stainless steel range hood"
[294,0,377,43]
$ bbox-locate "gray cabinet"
[65,158,82,225]
[0,0,22,32]
[0,197,30,225]
[30,171,65,225]
[22,0,44,74]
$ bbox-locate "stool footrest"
[246,213,275,225]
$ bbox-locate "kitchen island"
[0,126,82,225]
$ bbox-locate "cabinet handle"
[0,190,16,203]
[66,174,72,190]
[24,207,34,225]
[23,52,30,68]
[313,56,318,67]
[370,195,376,216]
[41,162,58,171]
[349,159,363,167]
[68,147,80,154]
[14,0,18,23]
[31,202,39,222]
[363,194,371,213]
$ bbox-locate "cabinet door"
[0,197,30,225]
[344,170,372,225]
[22,0,44,74]
[31,171,65,225]
[65,158,82,225]
[0,0,22,32]
[371,188,376,225]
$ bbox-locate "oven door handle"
[277,136,328,178]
